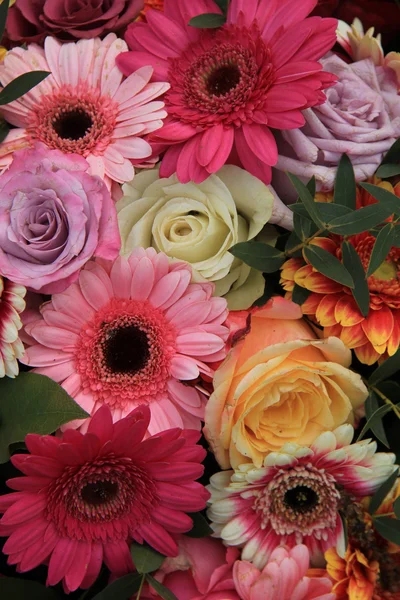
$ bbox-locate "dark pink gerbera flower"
[0,405,209,593]
[117,0,338,184]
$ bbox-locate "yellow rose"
[204,297,368,469]
[117,166,292,310]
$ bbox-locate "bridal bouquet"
[0,1,400,599]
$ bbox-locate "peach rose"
[204,297,368,469]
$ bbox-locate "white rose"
[117,166,292,309]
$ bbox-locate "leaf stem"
[370,385,400,420]
[374,511,395,518]
[285,228,325,256]
[136,574,146,600]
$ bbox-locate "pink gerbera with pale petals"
[21,248,229,434]
[0,34,169,185]
[0,405,209,592]
[207,425,397,568]
[116,0,338,185]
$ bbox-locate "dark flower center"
[206,65,241,96]
[53,109,93,140]
[103,325,150,374]
[81,480,119,506]
[284,485,319,513]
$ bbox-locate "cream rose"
[204,297,368,469]
[117,166,292,310]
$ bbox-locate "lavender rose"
[272,54,400,202]
[0,144,120,294]
[6,0,143,44]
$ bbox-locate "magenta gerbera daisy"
[116,0,338,184]
[207,425,397,568]
[0,405,209,592]
[0,34,169,185]
[21,248,229,433]
[0,276,26,378]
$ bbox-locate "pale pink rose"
[233,545,334,600]
[272,54,400,203]
[138,536,240,600]
[0,144,120,294]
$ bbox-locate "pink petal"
[242,123,278,166]
[170,355,200,380]
[103,541,134,576]
[47,538,80,587]
[79,269,112,310]
[176,332,226,356]
[130,256,155,300]
[137,522,179,556]
[117,51,169,81]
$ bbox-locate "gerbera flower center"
[284,485,319,513]
[29,84,119,156]
[206,64,241,96]
[103,324,150,374]
[81,480,119,506]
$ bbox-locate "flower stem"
[285,228,325,256]
[136,574,146,600]
[370,385,400,420]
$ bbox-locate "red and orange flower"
[326,545,379,600]
[281,178,400,365]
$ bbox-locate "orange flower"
[280,178,400,365]
[326,546,379,600]
[137,0,164,21]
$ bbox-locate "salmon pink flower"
[117,0,338,185]
[0,405,209,592]
[207,425,396,568]
[21,248,229,434]
[280,180,400,365]
[234,545,334,600]
[0,34,169,186]
[0,276,26,378]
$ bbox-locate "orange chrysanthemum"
[281,178,400,365]
[326,546,379,600]
[137,0,164,21]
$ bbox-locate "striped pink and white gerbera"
[0,34,169,186]
[117,0,338,185]
[0,276,26,378]
[0,405,209,592]
[207,425,397,569]
[21,248,229,434]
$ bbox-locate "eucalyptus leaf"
[334,154,356,209]
[230,241,285,272]
[360,183,400,217]
[365,391,389,447]
[341,241,370,317]
[367,223,396,277]
[369,347,400,385]
[146,575,178,600]
[189,13,226,27]
[328,203,393,235]
[130,543,165,574]
[186,512,213,538]
[373,516,400,546]
[287,173,325,228]
[0,372,89,463]
[0,578,60,600]
[293,211,313,241]
[284,230,302,254]
[380,138,400,165]
[369,468,399,515]
[0,71,50,105]
[213,0,228,13]
[0,0,9,42]
[292,283,311,305]
[0,119,9,143]
[92,574,143,600]
[376,163,400,178]
[306,175,316,198]
[357,403,398,442]
[394,496,400,520]
[303,244,354,288]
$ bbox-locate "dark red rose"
[335,0,400,44]
[311,0,340,17]
[6,0,144,44]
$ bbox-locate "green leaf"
[369,468,399,515]
[373,516,400,546]
[394,496,400,520]
[213,0,228,13]
[306,175,316,198]
[293,211,313,241]
[365,391,389,447]
[229,241,285,273]
[0,372,89,463]
[0,0,10,43]
[369,347,400,385]
[0,578,60,600]
[92,574,143,600]
[0,119,9,143]
[334,154,356,209]
[186,512,213,538]
[329,203,393,235]
[367,223,396,277]
[146,575,178,600]
[357,403,398,442]
[291,202,351,222]
[189,13,226,27]
[130,543,165,574]
[341,241,370,317]
[292,283,311,305]
[360,183,400,217]
[284,230,302,255]
[376,164,400,178]
[0,71,50,105]
[287,173,325,228]
[380,138,400,165]
[303,244,354,288]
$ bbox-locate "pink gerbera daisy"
[0,34,169,185]
[207,425,397,568]
[0,405,209,592]
[0,275,26,378]
[116,0,338,184]
[21,248,229,433]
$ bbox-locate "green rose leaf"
[0,578,60,600]
[334,154,356,209]
[369,347,400,385]
[367,223,396,277]
[328,203,393,235]
[369,468,399,515]
[0,71,51,105]
[303,244,354,288]
[189,13,226,28]
[341,240,370,317]
[130,543,165,574]
[146,575,178,600]
[92,574,143,600]
[0,372,89,463]
[230,241,285,273]
[186,512,213,538]
[373,516,400,546]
